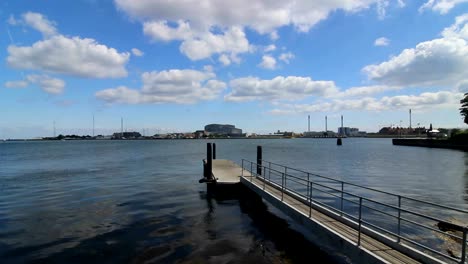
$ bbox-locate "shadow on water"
[4,184,344,264]
[199,184,346,264]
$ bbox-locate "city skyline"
[1,1,468,139]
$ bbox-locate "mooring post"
[337,137,342,145]
[206,143,212,180]
[257,146,262,175]
[212,143,216,160]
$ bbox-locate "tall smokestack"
[341,115,344,136]
[308,115,310,132]
[325,116,328,132]
[409,109,412,129]
[121,117,123,137]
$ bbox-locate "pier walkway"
[203,154,468,263]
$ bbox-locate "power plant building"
[204,124,243,137]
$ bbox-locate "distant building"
[112,132,142,139]
[338,127,363,137]
[204,124,243,137]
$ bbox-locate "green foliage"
[450,130,468,142]
[460,93,468,124]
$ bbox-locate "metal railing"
[241,159,468,264]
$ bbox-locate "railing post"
[250,161,253,182]
[281,173,284,201]
[263,166,266,190]
[212,143,216,159]
[309,182,313,218]
[358,197,362,246]
[206,143,212,180]
[284,167,287,190]
[461,227,467,264]
[397,195,401,243]
[257,146,262,175]
[268,162,271,181]
[340,182,344,216]
[241,159,244,177]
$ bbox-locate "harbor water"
[0,138,467,263]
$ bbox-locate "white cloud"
[218,54,231,66]
[363,15,468,88]
[258,55,277,69]
[376,0,389,19]
[96,69,226,104]
[333,85,401,98]
[179,26,250,60]
[115,0,399,60]
[7,35,130,78]
[374,37,390,46]
[26,75,65,94]
[278,52,295,63]
[270,31,279,41]
[115,0,392,34]
[143,20,193,41]
[264,44,276,52]
[419,0,468,14]
[441,14,468,39]
[5,75,65,94]
[271,91,462,114]
[131,48,144,56]
[225,76,339,102]
[22,12,58,37]
[5,80,29,88]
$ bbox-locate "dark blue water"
[0,139,467,263]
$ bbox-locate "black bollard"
[206,143,213,179]
[257,146,262,175]
[213,143,216,160]
[337,138,342,146]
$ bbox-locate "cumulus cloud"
[26,75,65,94]
[258,55,277,69]
[419,0,468,14]
[179,26,250,60]
[264,44,276,52]
[22,12,58,37]
[115,0,391,34]
[5,75,65,94]
[225,76,339,102]
[271,91,463,114]
[374,37,390,46]
[115,0,398,60]
[143,20,193,41]
[362,14,468,88]
[131,48,144,56]
[332,85,401,98]
[218,54,231,66]
[5,80,29,88]
[278,52,295,63]
[96,69,226,104]
[7,35,130,78]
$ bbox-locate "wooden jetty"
[199,143,468,264]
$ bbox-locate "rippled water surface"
[0,139,467,263]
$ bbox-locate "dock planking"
[204,159,251,184]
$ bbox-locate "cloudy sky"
[1,0,468,138]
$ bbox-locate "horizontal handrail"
[242,159,468,263]
[262,159,468,214]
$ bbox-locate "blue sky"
[1,0,468,138]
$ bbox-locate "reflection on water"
[0,139,466,263]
